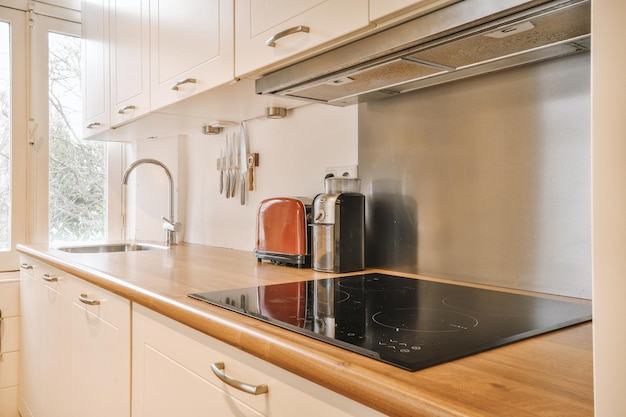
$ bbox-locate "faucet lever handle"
[161,216,182,232]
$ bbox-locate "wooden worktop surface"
[16,242,593,417]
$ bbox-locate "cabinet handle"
[78,293,100,306]
[42,273,58,282]
[266,25,310,47]
[20,263,33,270]
[210,362,268,395]
[117,105,136,114]
[86,122,101,129]
[170,78,196,91]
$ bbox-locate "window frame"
[0,5,27,270]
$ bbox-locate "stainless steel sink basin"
[56,242,168,253]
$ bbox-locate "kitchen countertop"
[16,242,594,417]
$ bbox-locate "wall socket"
[324,165,358,179]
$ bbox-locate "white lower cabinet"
[19,258,69,417]
[20,257,381,417]
[19,256,130,417]
[68,278,131,417]
[132,304,384,417]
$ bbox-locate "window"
[48,32,107,242]
[0,21,10,251]
[29,12,120,247]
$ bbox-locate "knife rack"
[217,153,259,170]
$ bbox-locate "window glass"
[0,21,10,251]
[48,32,107,242]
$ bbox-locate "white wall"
[592,0,626,414]
[130,103,358,250]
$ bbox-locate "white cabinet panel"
[110,0,150,126]
[132,304,383,417]
[18,258,69,417]
[19,257,131,417]
[82,0,110,138]
[149,0,234,109]
[68,278,130,417]
[235,0,369,77]
[369,0,460,23]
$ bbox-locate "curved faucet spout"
[122,158,178,245]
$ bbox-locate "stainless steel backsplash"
[358,53,591,298]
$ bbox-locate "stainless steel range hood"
[255,0,590,106]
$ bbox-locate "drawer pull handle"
[20,263,33,270]
[210,362,268,395]
[78,293,100,306]
[170,77,196,91]
[117,105,136,114]
[42,273,58,282]
[266,25,310,47]
[86,122,101,129]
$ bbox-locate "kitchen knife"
[240,123,249,205]
[219,148,224,195]
[230,132,238,198]
[224,133,230,198]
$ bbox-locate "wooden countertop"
[16,242,594,417]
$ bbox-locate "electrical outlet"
[324,165,358,179]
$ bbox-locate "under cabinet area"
[132,304,384,417]
[18,256,131,417]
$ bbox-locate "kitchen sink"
[55,242,168,254]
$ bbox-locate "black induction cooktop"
[189,273,591,371]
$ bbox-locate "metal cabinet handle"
[210,362,268,395]
[86,122,101,129]
[266,25,310,47]
[117,105,136,114]
[78,293,100,306]
[42,273,58,282]
[20,263,33,270]
[170,78,196,91]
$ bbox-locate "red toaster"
[254,197,312,267]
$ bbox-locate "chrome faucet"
[122,158,182,246]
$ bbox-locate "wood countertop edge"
[16,244,593,417]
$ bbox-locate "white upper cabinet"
[82,0,109,138]
[235,0,370,78]
[369,0,460,23]
[110,0,150,127]
[149,0,234,109]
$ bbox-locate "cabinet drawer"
[235,0,370,77]
[133,304,383,417]
[68,277,129,328]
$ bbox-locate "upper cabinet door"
[235,0,369,78]
[369,0,460,23]
[149,0,234,110]
[82,0,109,138]
[110,0,150,127]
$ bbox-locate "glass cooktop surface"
[189,273,591,371]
